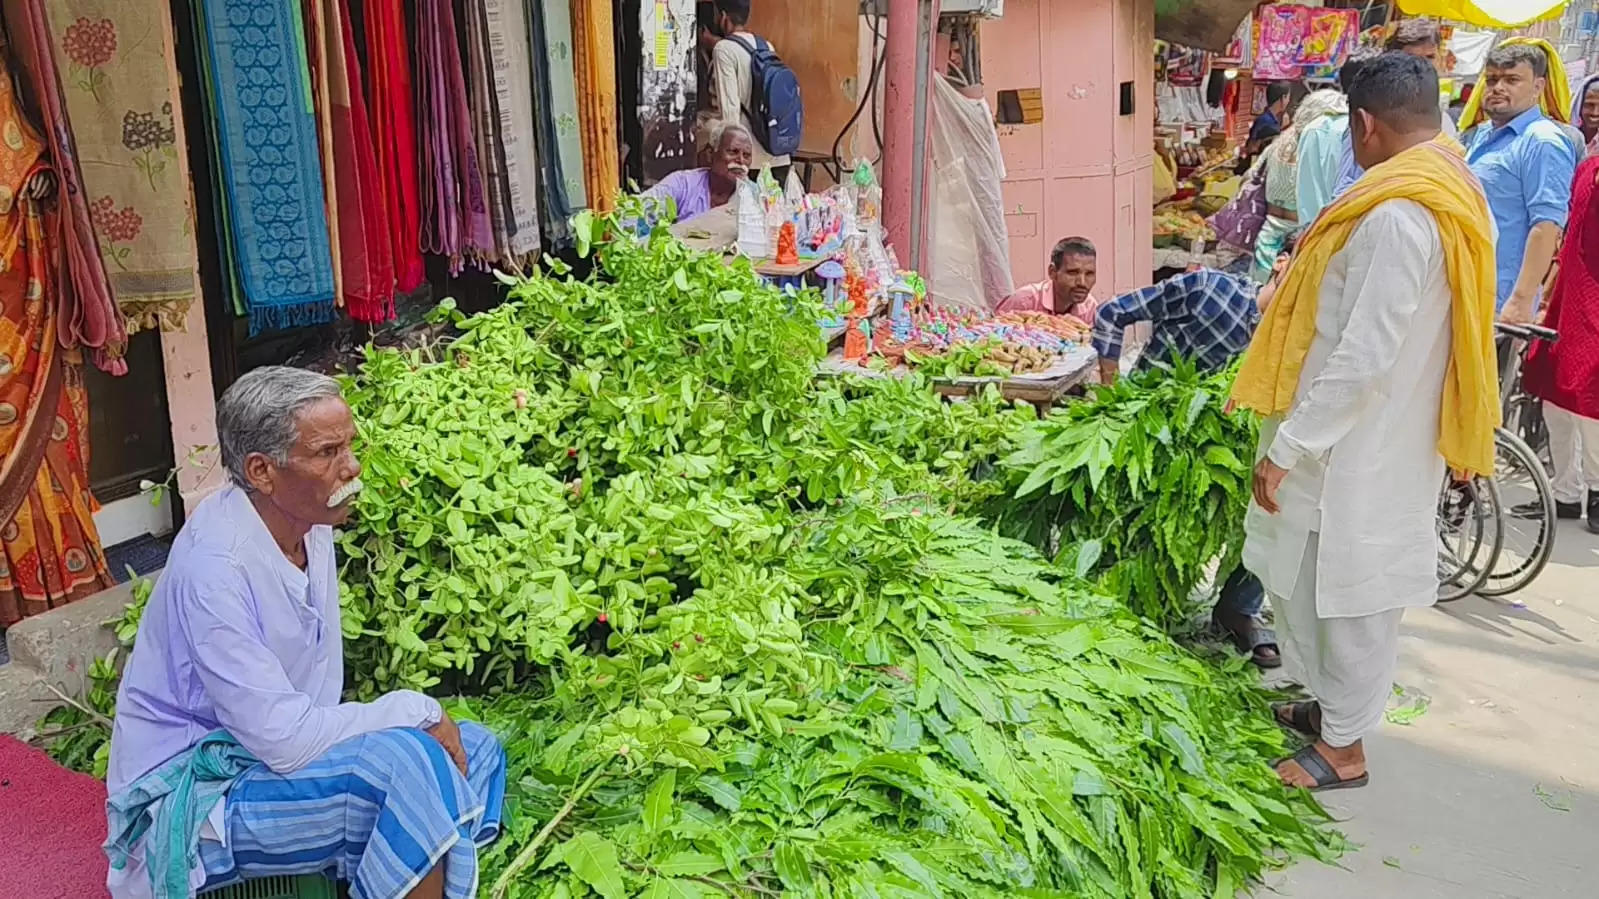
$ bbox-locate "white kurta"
[1243,198,1452,618]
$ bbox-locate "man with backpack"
[705,0,801,181]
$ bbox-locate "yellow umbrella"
[1457,37,1573,129]
[1396,0,1565,29]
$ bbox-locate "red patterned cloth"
[365,0,425,297]
[1524,155,1599,419]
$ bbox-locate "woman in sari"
[1519,75,1599,533]
[0,55,114,628]
[1249,88,1348,282]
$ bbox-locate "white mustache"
[328,478,364,508]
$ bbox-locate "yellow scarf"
[1459,38,1572,130]
[1229,136,1500,477]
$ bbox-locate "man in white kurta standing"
[1232,52,1500,792]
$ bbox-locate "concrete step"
[0,577,147,736]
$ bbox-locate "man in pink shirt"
[997,236,1099,321]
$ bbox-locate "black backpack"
[727,35,803,157]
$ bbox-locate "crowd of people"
[1005,22,1599,794]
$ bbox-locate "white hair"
[217,366,344,489]
[709,121,753,149]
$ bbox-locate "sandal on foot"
[1215,613,1283,670]
[1273,700,1321,737]
[1275,744,1369,792]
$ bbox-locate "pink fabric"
[996,280,1097,321]
[0,735,111,898]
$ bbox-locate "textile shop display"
[482,0,542,264]
[415,0,491,272]
[0,65,114,627]
[192,0,336,334]
[315,0,396,323]
[571,0,619,212]
[526,0,588,246]
[45,0,200,334]
[1,0,126,372]
[363,0,425,296]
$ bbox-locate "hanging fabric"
[415,0,492,272]
[362,0,424,295]
[526,0,589,246]
[0,63,115,626]
[570,0,619,212]
[482,0,542,264]
[193,0,335,334]
[308,0,396,324]
[41,0,201,335]
[303,0,346,309]
[1,0,127,372]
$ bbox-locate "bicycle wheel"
[1479,429,1557,597]
[1438,474,1501,602]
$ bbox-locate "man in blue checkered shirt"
[1091,246,1289,385]
[1091,246,1290,666]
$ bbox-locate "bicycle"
[1481,323,1559,597]
[1436,323,1560,601]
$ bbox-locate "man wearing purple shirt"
[105,367,506,899]
[642,122,753,222]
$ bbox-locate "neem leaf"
[654,852,724,877]
[558,832,627,899]
[643,768,677,833]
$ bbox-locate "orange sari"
[0,69,112,627]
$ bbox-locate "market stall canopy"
[1154,0,1256,53]
[1396,0,1564,29]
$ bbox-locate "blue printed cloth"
[196,0,336,334]
[105,732,258,898]
[1092,268,1260,373]
[1464,106,1580,309]
[197,723,507,899]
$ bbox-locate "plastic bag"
[927,75,1014,311]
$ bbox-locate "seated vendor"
[642,122,753,221]
[105,367,506,899]
[997,236,1099,321]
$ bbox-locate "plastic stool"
[198,873,339,899]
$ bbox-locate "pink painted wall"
[981,0,1154,295]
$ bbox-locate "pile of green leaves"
[44,202,1337,897]
[994,360,1259,629]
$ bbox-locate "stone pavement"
[1271,518,1599,898]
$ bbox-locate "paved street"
[1272,518,1599,898]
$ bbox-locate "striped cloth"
[197,723,506,899]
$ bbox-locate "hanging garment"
[193,0,336,334]
[303,0,346,309]
[309,0,397,324]
[1,0,127,372]
[482,0,542,263]
[570,0,619,212]
[43,0,201,334]
[526,0,587,246]
[0,67,114,627]
[362,0,424,294]
[415,0,492,271]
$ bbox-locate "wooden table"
[817,345,1098,413]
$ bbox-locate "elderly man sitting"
[104,367,506,899]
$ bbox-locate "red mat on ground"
[0,734,111,898]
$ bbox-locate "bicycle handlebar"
[1495,322,1558,343]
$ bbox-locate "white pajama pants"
[1545,402,1599,505]
[1269,532,1405,748]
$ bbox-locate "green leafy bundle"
[995,360,1259,629]
[43,203,1337,897]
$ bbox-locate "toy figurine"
[816,260,846,329]
[842,268,871,361]
[775,221,799,265]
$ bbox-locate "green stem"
[489,755,616,899]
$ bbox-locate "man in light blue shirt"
[1463,43,1579,320]
[107,367,506,899]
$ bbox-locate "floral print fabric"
[48,2,200,333]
